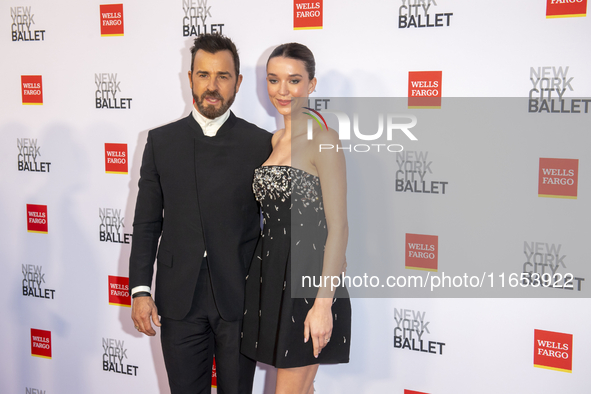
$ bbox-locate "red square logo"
[105,143,128,174]
[405,233,438,271]
[100,4,124,36]
[31,329,52,359]
[21,75,43,105]
[408,71,442,109]
[108,276,130,307]
[212,357,217,388]
[534,329,573,373]
[538,158,578,199]
[294,0,323,30]
[546,0,587,18]
[27,204,48,234]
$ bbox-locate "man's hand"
[131,296,161,336]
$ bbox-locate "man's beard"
[194,89,236,119]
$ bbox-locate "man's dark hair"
[267,43,316,80]
[190,34,240,78]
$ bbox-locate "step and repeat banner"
[1,1,590,393]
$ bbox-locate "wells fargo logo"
[408,71,442,109]
[294,0,322,30]
[108,276,130,307]
[27,204,48,234]
[405,233,438,271]
[538,158,578,199]
[100,4,124,36]
[21,75,43,105]
[31,329,51,359]
[546,0,587,18]
[105,143,128,174]
[534,329,573,373]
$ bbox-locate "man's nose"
[207,77,219,91]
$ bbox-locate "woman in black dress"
[241,43,351,393]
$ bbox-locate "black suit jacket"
[129,112,272,321]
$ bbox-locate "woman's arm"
[303,127,348,357]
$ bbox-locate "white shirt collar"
[192,105,231,137]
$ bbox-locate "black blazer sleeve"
[129,131,163,290]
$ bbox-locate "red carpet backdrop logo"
[182,0,225,36]
[395,151,449,194]
[26,204,47,234]
[95,73,133,109]
[212,357,217,388]
[521,241,585,292]
[11,6,45,41]
[294,0,322,30]
[534,329,572,372]
[108,276,131,307]
[99,208,131,243]
[104,143,128,174]
[398,0,453,29]
[394,308,445,355]
[22,264,56,299]
[546,0,587,18]
[538,158,578,199]
[17,138,51,173]
[408,71,442,109]
[405,233,438,271]
[102,338,138,375]
[31,329,51,359]
[527,66,587,114]
[100,4,124,36]
[21,75,42,105]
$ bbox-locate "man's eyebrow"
[196,70,232,76]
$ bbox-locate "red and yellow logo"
[108,276,130,307]
[100,4,124,36]
[21,75,43,105]
[294,0,322,30]
[538,158,578,199]
[27,204,48,234]
[31,329,51,359]
[212,357,217,388]
[105,143,128,174]
[405,233,438,271]
[546,0,587,18]
[408,71,442,109]
[534,329,573,373]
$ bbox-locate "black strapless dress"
[241,166,351,368]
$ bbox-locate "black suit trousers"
[160,258,256,394]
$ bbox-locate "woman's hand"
[304,298,333,358]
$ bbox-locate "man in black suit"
[129,34,272,394]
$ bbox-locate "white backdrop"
[1,1,590,393]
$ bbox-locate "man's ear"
[235,74,243,93]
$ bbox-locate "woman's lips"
[277,99,291,106]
